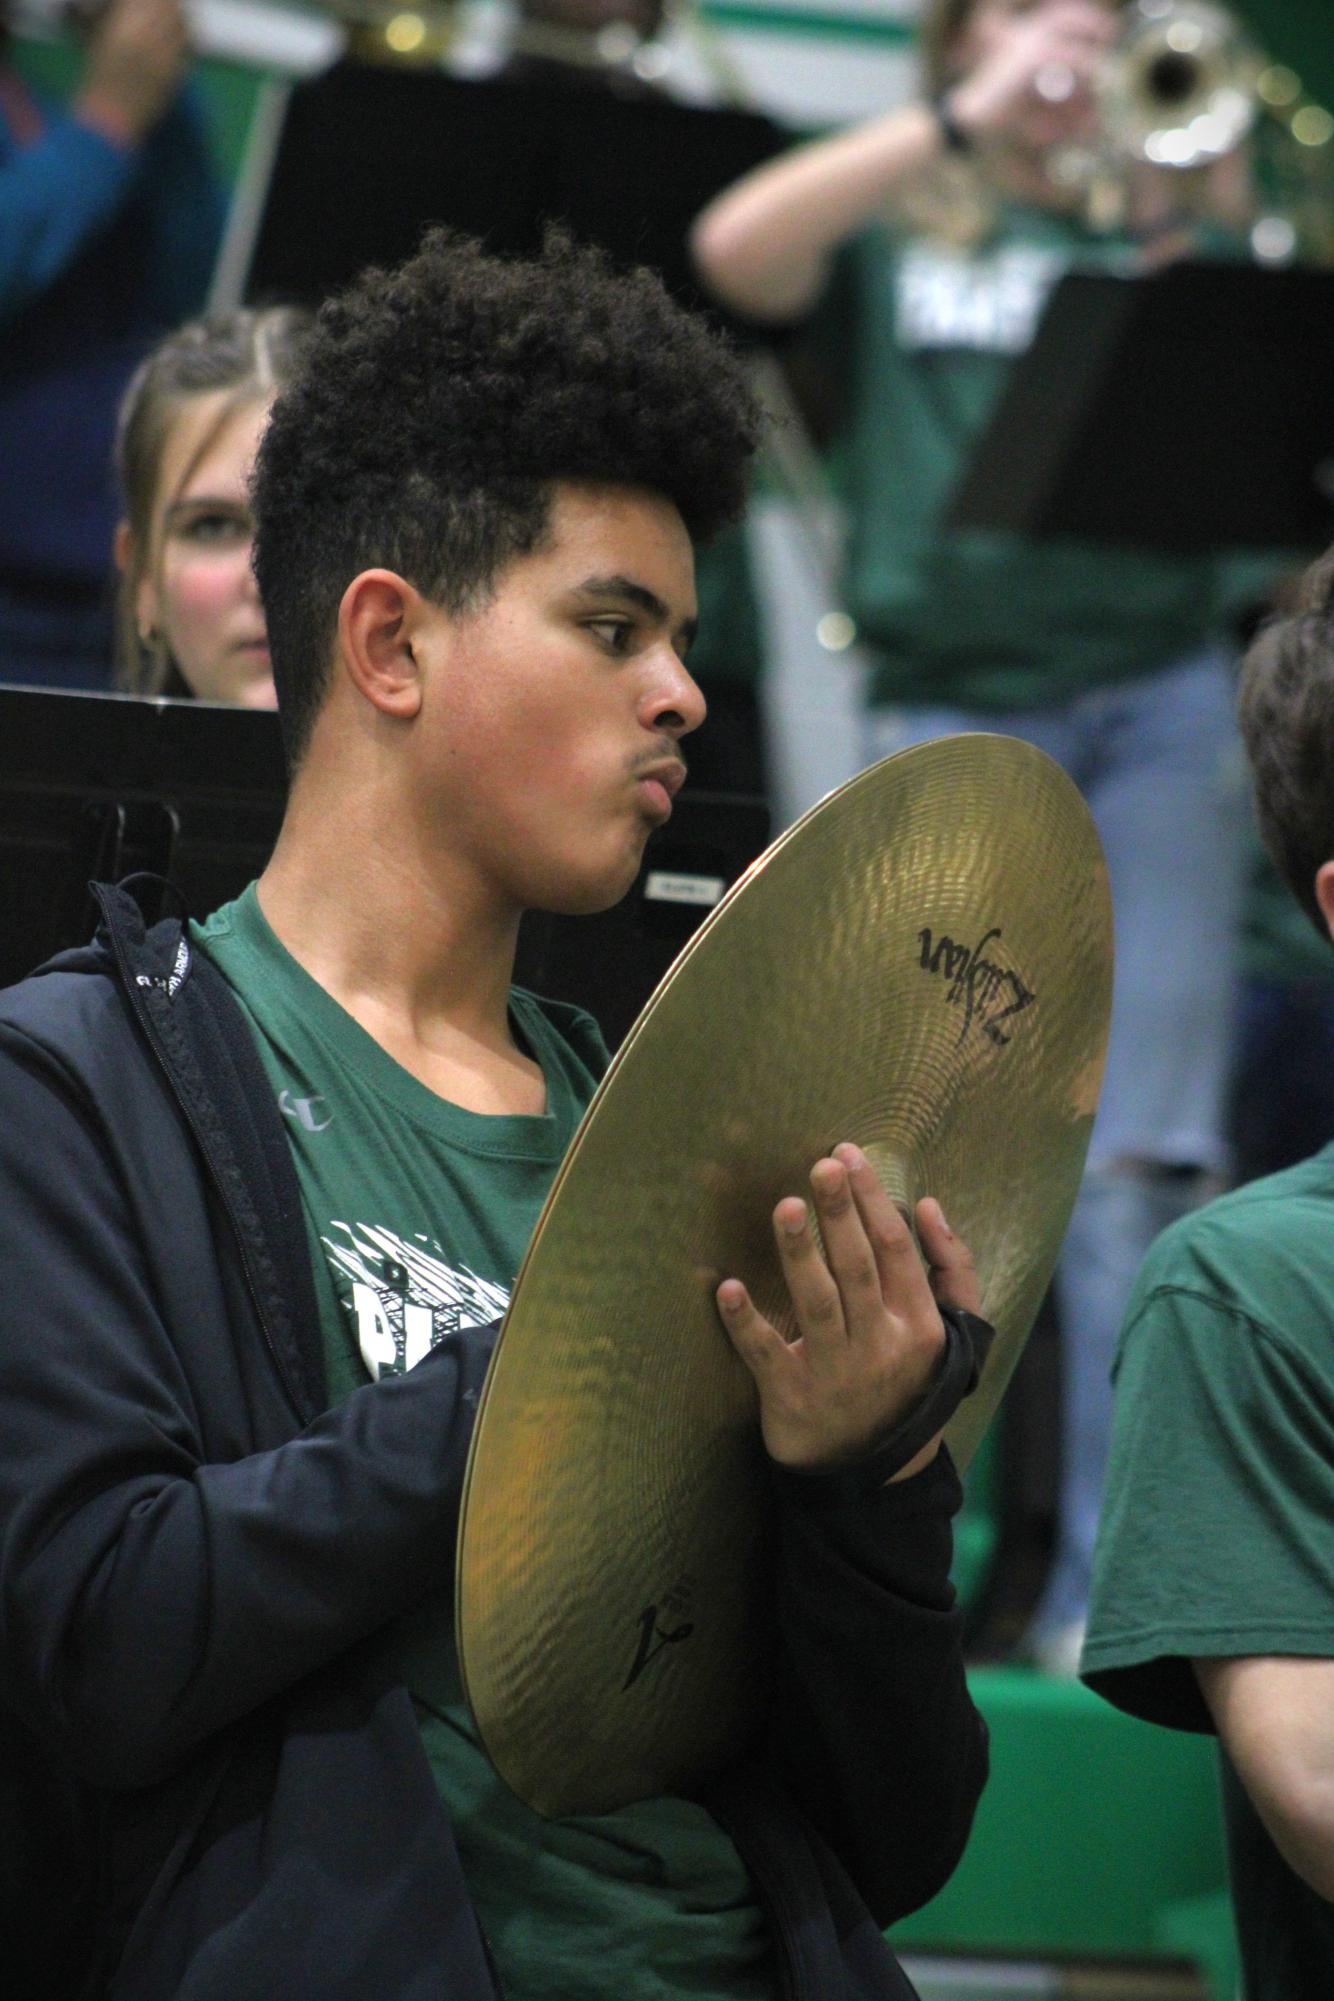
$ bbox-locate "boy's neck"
[254,774,546,1118]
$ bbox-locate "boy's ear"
[337,569,426,721]
[1315,860,1334,943]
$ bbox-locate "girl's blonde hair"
[115,307,309,695]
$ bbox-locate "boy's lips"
[635,758,686,821]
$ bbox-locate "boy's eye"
[586,619,633,653]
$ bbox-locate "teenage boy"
[0,229,987,2000]
[1082,547,1334,1997]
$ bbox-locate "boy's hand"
[716,1143,979,1481]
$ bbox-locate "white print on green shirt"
[894,240,1065,354]
[321,1220,510,1378]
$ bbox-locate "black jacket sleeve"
[765,1446,989,1925]
[0,1019,494,1793]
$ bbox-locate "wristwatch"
[931,90,976,156]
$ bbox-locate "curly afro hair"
[251,226,762,764]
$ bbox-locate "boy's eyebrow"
[572,574,699,647]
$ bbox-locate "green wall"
[1242,0,1334,102]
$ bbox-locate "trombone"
[1059,0,1334,263]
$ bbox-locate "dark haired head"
[251,227,761,765]
[1237,547,1334,941]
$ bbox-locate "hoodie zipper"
[98,896,310,1425]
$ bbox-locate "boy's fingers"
[773,1192,846,1340]
[716,1280,786,1377]
[916,1196,982,1314]
[834,1144,932,1310]
[808,1158,881,1330]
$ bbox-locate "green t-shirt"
[193,886,772,2001]
[833,209,1253,713]
[1082,1150,1334,1994]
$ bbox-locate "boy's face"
[410,480,704,918]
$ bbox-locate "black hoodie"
[0,880,986,2000]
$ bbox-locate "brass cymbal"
[457,735,1112,1818]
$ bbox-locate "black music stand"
[947,260,1334,555]
[0,686,286,993]
[0,687,768,1049]
[240,62,790,340]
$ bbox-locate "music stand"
[237,62,790,341]
[0,687,286,993]
[0,687,768,1049]
[947,260,1334,555]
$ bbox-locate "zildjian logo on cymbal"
[917,925,1036,1048]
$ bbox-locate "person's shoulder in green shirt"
[1085,1149,1334,2001]
[1084,1147,1334,1729]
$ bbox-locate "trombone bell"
[1098,0,1261,170]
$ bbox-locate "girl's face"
[950,0,1119,158]
[953,0,1115,64]
[134,393,276,709]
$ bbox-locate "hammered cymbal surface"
[457,735,1112,1818]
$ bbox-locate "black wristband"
[769,1304,996,1507]
[931,90,975,156]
